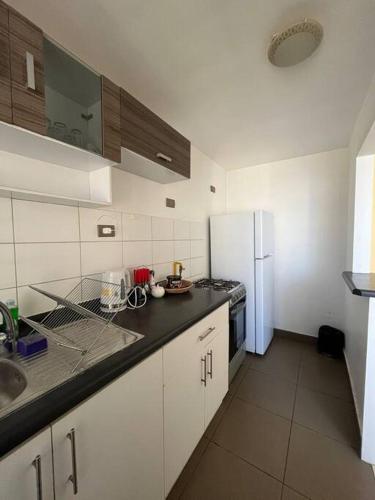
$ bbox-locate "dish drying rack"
[19,277,142,374]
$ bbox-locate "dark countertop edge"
[342,271,375,298]
[0,294,229,458]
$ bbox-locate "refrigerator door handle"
[255,254,273,260]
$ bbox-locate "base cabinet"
[0,428,54,500]
[52,350,164,500]
[163,304,229,495]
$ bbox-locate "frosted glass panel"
[44,38,102,155]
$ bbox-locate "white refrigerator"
[210,211,274,355]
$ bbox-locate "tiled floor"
[167,336,375,500]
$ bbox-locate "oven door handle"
[230,302,246,317]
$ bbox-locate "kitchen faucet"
[0,301,17,355]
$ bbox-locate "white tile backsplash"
[191,239,205,258]
[152,240,174,264]
[123,241,152,267]
[0,245,16,289]
[0,196,209,316]
[191,257,205,277]
[123,214,152,241]
[190,221,206,240]
[15,242,81,286]
[173,220,190,240]
[80,242,123,276]
[152,217,173,240]
[174,240,190,261]
[18,278,81,317]
[79,208,122,242]
[13,200,79,242]
[0,198,13,243]
[153,262,173,281]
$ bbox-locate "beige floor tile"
[181,442,283,500]
[285,424,375,500]
[299,356,352,401]
[213,397,291,480]
[237,368,296,419]
[294,387,359,447]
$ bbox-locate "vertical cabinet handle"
[207,349,213,379]
[201,356,207,386]
[32,455,43,500]
[67,428,78,495]
[25,51,36,90]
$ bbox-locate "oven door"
[229,298,246,362]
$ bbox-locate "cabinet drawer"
[190,303,229,347]
[121,88,190,178]
[9,10,45,135]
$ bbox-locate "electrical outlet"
[97,224,116,237]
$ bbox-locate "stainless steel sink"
[0,359,27,410]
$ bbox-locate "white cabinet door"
[52,350,164,500]
[163,324,206,495]
[0,428,54,500]
[205,324,229,426]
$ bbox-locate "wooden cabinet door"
[102,76,121,162]
[121,88,191,178]
[205,323,229,426]
[52,351,164,500]
[9,9,45,134]
[163,323,206,495]
[0,1,12,123]
[0,428,54,500]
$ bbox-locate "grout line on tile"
[281,344,302,484]
[290,419,359,452]
[10,198,18,306]
[235,395,293,422]
[211,438,285,484]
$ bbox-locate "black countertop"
[342,271,375,298]
[0,288,229,457]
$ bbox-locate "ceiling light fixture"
[268,18,323,67]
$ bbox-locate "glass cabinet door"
[43,37,102,154]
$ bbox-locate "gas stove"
[194,278,246,306]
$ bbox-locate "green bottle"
[0,299,19,332]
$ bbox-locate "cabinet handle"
[207,349,213,379]
[156,152,172,163]
[67,428,78,495]
[25,51,36,90]
[201,356,207,386]
[199,326,216,341]
[32,455,43,500]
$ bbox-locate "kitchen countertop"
[0,288,229,458]
[342,271,375,298]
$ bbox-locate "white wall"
[344,71,375,464]
[227,148,349,338]
[0,145,226,318]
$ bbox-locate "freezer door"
[255,255,274,355]
[255,210,274,259]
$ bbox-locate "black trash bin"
[317,325,345,358]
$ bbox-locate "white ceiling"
[8,0,375,169]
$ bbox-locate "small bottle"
[6,299,19,329]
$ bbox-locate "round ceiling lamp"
[268,19,323,67]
